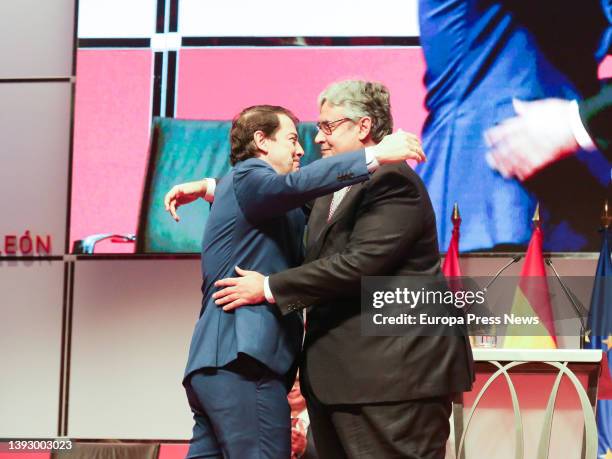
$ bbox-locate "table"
[453,349,603,459]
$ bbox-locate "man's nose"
[314,130,325,144]
[296,142,305,156]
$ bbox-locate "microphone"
[545,258,589,349]
[482,255,522,292]
[468,256,522,348]
[464,255,521,313]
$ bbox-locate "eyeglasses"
[316,118,352,135]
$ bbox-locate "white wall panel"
[68,259,201,438]
[78,0,157,38]
[65,256,597,439]
[0,83,71,256]
[0,261,64,437]
[180,0,420,37]
[0,0,74,78]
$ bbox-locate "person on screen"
[197,80,474,459]
[416,0,611,251]
[484,84,612,180]
[168,103,425,459]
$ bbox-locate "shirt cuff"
[203,178,216,202]
[364,147,380,172]
[264,276,276,304]
[569,100,596,151]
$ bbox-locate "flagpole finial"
[532,202,541,227]
[602,200,611,229]
[451,202,461,224]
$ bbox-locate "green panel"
[139,118,320,253]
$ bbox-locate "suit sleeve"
[233,150,370,222]
[579,83,612,158]
[269,168,427,315]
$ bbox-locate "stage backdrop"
[70,0,612,253]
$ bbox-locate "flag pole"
[452,202,461,225]
[532,202,541,227]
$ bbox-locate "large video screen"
[70,0,611,254]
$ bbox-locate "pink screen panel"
[70,49,153,253]
[159,443,189,459]
[176,47,428,134]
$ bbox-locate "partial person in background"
[417,0,611,251]
[165,104,425,459]
[485,84,612,180]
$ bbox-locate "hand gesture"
[213,266,266,311]
[371,130,426,165]
[163,179,208,221]
[485,98,579,180]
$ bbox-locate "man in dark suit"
[214,81,474,459]
[167,104,425,458]
[485,84,612,179]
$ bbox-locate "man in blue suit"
[417,0,611,251]
[167,104,424,458]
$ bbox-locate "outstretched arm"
[163,130,425,222]
[163,178,216,221]
[234,130,425,222]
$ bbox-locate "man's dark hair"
[230,105,299,165]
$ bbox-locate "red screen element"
[71,49,153,253]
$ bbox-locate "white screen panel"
[179,0,420,37]
[0,83,71,256]
[78,0,157,38]
[69,259,201,438]
[0,261,64,437]
[0,0,74,78]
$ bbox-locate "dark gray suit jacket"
[270,162,474,404]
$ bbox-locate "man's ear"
[357,117,373,142]
[253,130,269,153]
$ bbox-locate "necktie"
[328,186,351,221]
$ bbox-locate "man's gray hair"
[318,80,393,143]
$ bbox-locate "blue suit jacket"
[417,0,611,251]
[184,151,370,382]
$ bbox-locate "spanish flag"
[503,206,557,349]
